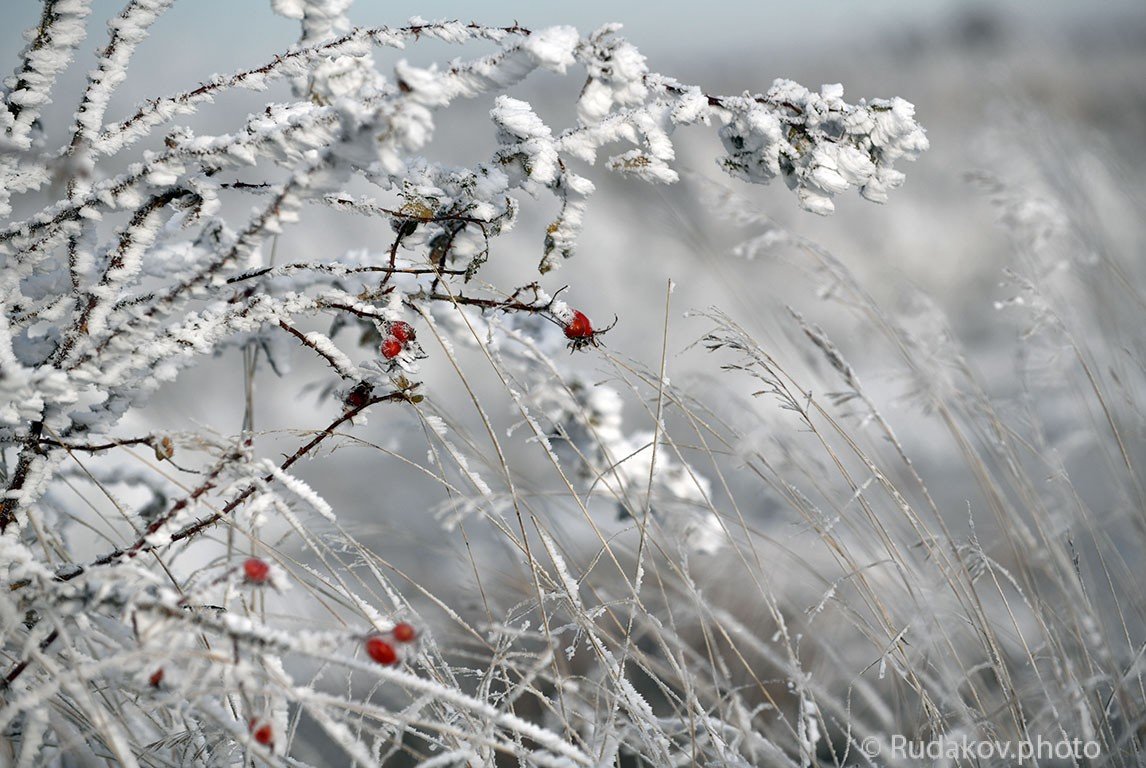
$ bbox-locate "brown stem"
[65,392,407,577]
[0,421,45,533]
[425,291,553,315]
[0,629,59,692]
[38,435,158,452]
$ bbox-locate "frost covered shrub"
[37,3,1146,767]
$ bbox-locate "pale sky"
[2,0,1142,70]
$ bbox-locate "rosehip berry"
[562,308,616,351]
[391,622,417,643]
[380,337,403,360]
[389,321,415,344]
[243,557,270,584]
[148,668,164,688]
[250,719,274,747]
[344,381,373,409]
[563,310,593,340]
[365,635,399,665]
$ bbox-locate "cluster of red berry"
[380,320,416,361]
[144,560,273,700]
[146,561,424,752]
[374,309,604,357]
[242,623,420,750]
[364,621,419,666]
[244,559,279,747]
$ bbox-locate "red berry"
[344,382,373,409]
[389,321,415,344]
[380,337,403,360]
[365,635,399,665]
[250,719,274,747]
[563,310,593,340]
[391,622,417,643]
[243,557,270,584]
[148,668,164,688]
